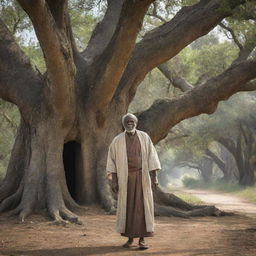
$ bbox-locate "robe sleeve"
[147,135,161,172]
[106,141,117,178]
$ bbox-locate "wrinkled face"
[124,117,137,132]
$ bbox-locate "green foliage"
[178,41,238,84]
[229,1,256,21]
[182,177,256,203]
[220,1,256,60]
[218,0,252,15]
[170,190,203,205]
[0,1,46,72]
[182,176,202,188]
[0,100,19,180]
[172,191,203,204]
[234,187,256,203]
[129,69,174,113]
[22,44,46,72]
[0,0,32,44]
[69,4,98,50]
[183,177,249,192]
[153,0,199,17]
[190,33,220,50]
[224,18,256,48]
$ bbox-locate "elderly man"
[106,113,161,250]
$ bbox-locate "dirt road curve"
[184,189,256,216]
[0,191,256,256]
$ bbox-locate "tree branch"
[17,0,76,113]
[234,36,256,64]
[45,0,67,29]
[176,160,200,170]
[0,18,44,114]
[115,0,246,104]
[82,0,124,62]
[220,16,256,63]
[185,164,200,170]
[219,22,243,50]
[216,137,237,158]
[137,59,256,144]
[46,0,78,53]
[85,0,154,110]
[146,2,167,23]
[158,63,194,92]
[206,149,226,171]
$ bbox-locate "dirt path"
[183,189,256,216]
[0,191,256,256]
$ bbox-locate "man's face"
[124,118,136,132]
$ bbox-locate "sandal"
[122,239,133,248]
[138,241,149,250]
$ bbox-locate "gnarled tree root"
[0,183,23,213]
[153,187,229,217]
[154,204,224,218]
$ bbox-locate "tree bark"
[206,148,230,181]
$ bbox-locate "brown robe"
[121,132,153,238]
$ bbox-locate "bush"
[234,187,256,203]
[182,176,202,188]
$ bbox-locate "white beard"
[125,127,136,134]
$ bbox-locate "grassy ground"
[233,187,256,203]
[171,190,203,204]
[165,186,203,204]
[181,178,256,203]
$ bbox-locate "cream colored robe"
[106,130,161,233]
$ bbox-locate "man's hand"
[111,182,119,193]
[150,170,158,189]
[111,173,119,193]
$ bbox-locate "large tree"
[0,0,256,223]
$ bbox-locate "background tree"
[177,156,214,183]
[206,144,238,182]
[0,0,256,223]
[216,122,256,186]
[160,92,256,188]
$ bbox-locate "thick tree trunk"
[0,115,82,223]
[200,157,214,183]
[0,120,28,203]
[216,132,255,187]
